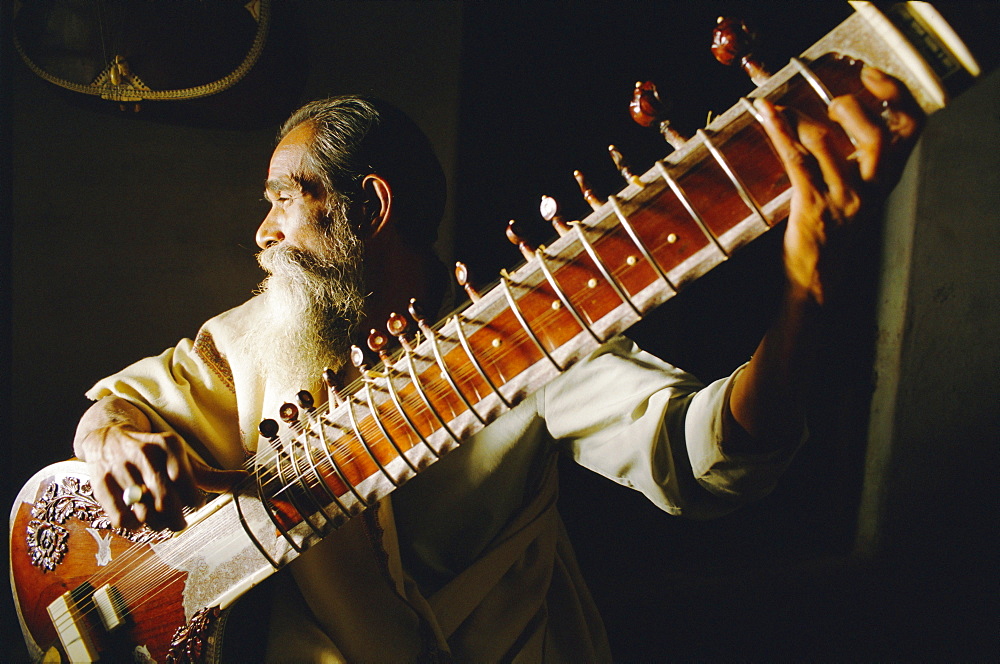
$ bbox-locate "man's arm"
[74,395,243,531]
[727,67,923,450]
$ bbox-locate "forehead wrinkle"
[265,175,300,194]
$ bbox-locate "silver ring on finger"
[880,101,903,144]
[123,484,147,507]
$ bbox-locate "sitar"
[10,3,980,661]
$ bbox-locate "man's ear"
[360,174,392,239]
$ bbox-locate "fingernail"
[861,65,883,82]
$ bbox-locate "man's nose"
[256,209,284,249]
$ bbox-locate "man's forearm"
[727,283,819,453]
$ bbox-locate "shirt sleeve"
[85,327,246,470]
[540,336,801,519]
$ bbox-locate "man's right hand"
[74,396,245,531]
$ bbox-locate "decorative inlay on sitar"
[26,475,169,573]
[9,4,980,661]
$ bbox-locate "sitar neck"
[243,2,977,569]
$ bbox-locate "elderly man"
[73,68,920,661]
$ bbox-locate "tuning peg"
[455,261,481,303]
[539,195,571,237]
[711,16,771,86]
[259,418,280,442]
[629,81,687,150]
[408,298,427,324]
[279,402,300,425]
[350,344,372,375]
[297,390,315,411]
[366,329,391,363]
[409,298,440,340]
[608,145,644,188]
[387,312,415,352]
[322,367,344,407]
[506,219,537,260]
[574,170,605,211]
[259,417,286,455]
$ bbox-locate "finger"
[828,93,884,182]
[123,462,167,529]
[859,66,923,141]
[161,433,206,508]
[157,488,189,532]
[192,458,249,494]
[129,434,174,513]
[129,498,154,529]
[133,441,191,529]
[95,472,140,530]
[126,480,178,531]
[112,432,182,530]
[754,99,821,193]
[795,114,858,210]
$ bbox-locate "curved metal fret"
[286,434,338,527]
[254,454,306,554]
[294,414,351,519]
[421,321,488,424]
[788,57,858,151]
[452,314,513,409]
[301,428,351,519]
[500,272,563,371]
[402,351,457,450]
[571,222,642,316]
[653,161,729,258]
[738,96,766,124]
[266,441,325,538]
[233,489,280,570]
[315,415,368,510]
[347,395,401,488]
[535,246,601,343]
[790,56,834,106]
[608,195,675,292]
[697,128,770,227]
[365,384,420,474]
[378,365,440,461]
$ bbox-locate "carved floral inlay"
[26,475,168,572]
[166,606,222,664]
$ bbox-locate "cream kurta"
[87,295,799,662]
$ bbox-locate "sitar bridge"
[47,581,127,661]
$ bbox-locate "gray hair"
[278,95,446,248]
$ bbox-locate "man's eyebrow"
[265,176,300,194]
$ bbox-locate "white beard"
[239,220,366,394]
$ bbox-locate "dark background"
[5,2,998,660]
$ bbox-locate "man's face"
[241,122,367,387]
[256,123,335,257]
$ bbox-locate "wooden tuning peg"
[322,367,344,407]
[711,16,771,86]
[629,81,687,150]
[350,344,372,375]
[279,402,299,425]
[455,261,481,303]
[409,297,439,339]
[259,418,280,442]
[506,219,536,260]
[574,170,605,211]
[540,195,570,237]
[408,298,427,325]
[296,390,315,411]
[387,312,414,352]
[608,145,644,188]
[366,329,391,363]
